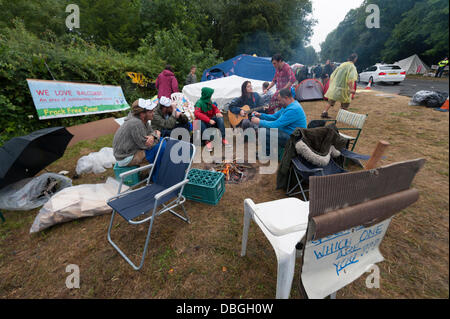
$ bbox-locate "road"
[357,77,449,97]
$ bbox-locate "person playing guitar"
[228,80,268,129]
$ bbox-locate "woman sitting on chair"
[194,87,230,150]
[229,80,266,130]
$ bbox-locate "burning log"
[213,161,248,183]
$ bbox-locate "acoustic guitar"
[228,105,268,128]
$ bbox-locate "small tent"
[295,79,324,101]
[394,54,430,75]
[201,54,275,82]
[183,75,275,111]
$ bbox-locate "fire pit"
[213,160,253,184]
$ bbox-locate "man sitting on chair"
[251,88,307,158]
[113,98,161,167]
[113,98,167,180]
[151,96,190,138]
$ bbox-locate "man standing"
[313,64,323,81]
[435,57,448,78]
[263,54,296,114]
[322,60,333,85]
[185,65,197,85]
[113,99,160,167]
[151,96,190,137]
[297,64,309,83]
[321,53,358,119]
[155,65,179,99]
[251,88,307,158]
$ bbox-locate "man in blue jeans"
[251,87,307,157]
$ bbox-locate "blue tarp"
[201,54,275,82]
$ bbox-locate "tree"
[320,0,449,69]
[206,0,315,60]
[382,0,449,65]
[0,0,68,38]
[75,0,142,51]
[140,26,222,84]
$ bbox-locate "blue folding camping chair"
[286,149,371,201]
[107,137,196,270]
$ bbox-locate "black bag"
[411,90,449,108]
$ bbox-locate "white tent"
[394,54,430,75]
[182,75,275,111]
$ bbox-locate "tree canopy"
[0,0,318,144]
[320,0,449,70]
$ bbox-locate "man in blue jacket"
[251,87,307,158]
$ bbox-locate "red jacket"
[194,104,221,123]
[155,70,179,99]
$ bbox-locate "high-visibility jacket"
[438,59,448,67]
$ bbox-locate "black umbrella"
[0,127,73,189]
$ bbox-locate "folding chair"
[241,158,425,299]
[107,137,196,270]
[334,109,367,151]
[286,149,371,201]
[320,109,367,151]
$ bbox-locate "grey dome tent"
[394,54,430,75]
[295,79,324,101]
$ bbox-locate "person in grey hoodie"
[113,99,161,167]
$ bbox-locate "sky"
[309,0,365,52]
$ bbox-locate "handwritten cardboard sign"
[301,218,392,299]
[27,79,129,120]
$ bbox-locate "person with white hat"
[113,98,161,167]
[151,96,190,138]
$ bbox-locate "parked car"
[358,64,406,85]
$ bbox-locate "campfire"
[213,160,252,183]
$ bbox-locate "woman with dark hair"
[229,81,265,129]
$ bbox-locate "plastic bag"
[0,173,72,211]
[409,90,449,108]
[30,177,128,233]
[75,147,116,175]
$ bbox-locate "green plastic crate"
[113,163,140,186]
[182,169,225,205]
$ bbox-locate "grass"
[0,89,448,299]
